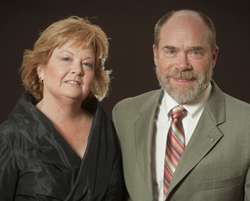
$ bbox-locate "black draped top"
[0,91,123,200]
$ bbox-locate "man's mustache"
[164,70,201,80]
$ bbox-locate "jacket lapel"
[134,90,164,198]
[167,81,226,196]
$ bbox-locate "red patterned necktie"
[164,105,186,199]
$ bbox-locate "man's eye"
[189,50,202,56]
[168,50,175,54]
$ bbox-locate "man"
[112,9,250,201]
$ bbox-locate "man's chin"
[163,81,200,103]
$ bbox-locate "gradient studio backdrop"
[1,0,250,122]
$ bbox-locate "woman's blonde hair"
[20,16,111,104]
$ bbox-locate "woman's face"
[37,41,95,104]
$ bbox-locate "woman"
[0,16,123,200]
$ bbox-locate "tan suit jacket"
[112,81,250,201]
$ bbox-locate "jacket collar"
[134,89,164,198]
[167,80,226,197]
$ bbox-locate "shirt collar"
[163,83,212,118]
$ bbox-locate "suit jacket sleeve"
[244,167,250,200]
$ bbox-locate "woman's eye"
[62,57,70,62]
[83,63,93,69]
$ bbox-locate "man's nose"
[176,53,191,71]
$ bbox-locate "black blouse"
[0,91,123,200]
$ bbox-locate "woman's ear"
[36,65,44,79]
[36,65,45,84]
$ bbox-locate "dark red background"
[1,0,250,122]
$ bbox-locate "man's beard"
[156,67,213,104]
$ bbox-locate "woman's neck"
[36,95,89,125]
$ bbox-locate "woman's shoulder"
[0,119,16,136]
[0,119,21,144]
[92,103,117,141]
[0,120,21,166]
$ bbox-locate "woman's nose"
[70,63,83,76]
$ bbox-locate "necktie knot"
[172,105,186,120]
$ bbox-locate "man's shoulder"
[224,93,250,112]
[209,81,250,114]
[114,89,161,111]
[112,89,162,131]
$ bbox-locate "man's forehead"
[164,13,204,29]
[159,13,208,39]
[171,10,200,19]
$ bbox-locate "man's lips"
[172,77,196,83]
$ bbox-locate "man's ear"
[153,44,158,66]
[212,46,219,68]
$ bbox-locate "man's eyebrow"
[189,46,204,50]
[162,45,176,50]
[161,46,205,51]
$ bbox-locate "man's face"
[153,14,218,104]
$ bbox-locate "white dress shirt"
[152,83,212,201]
